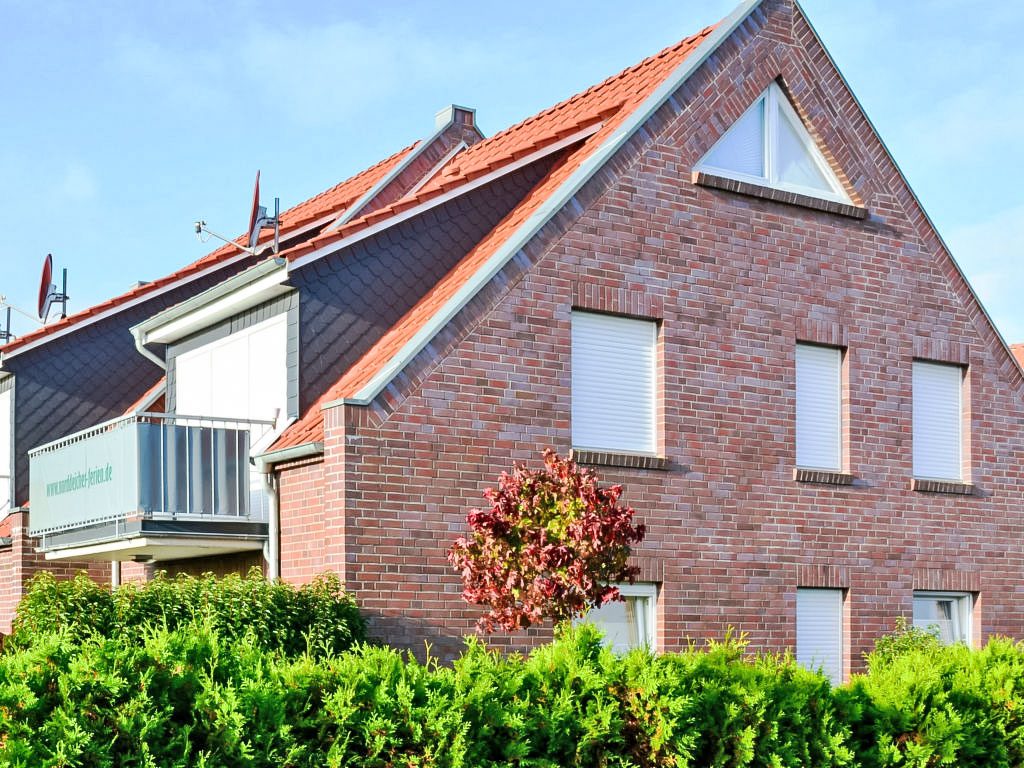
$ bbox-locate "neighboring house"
[9,0,1024,682]
[0,106,482,624]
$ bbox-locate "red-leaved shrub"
[448,448,646,632]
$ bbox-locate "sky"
[1,1,1022,342]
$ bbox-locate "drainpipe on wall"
[253,441,324,583]
[260,470,280,580]
[111,561,121,588]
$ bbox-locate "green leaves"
[9,568,365,658]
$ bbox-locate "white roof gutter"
[329,0,763,407]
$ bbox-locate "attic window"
[695,82,850,205]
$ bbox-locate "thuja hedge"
[9,568,365,657]
[5,576,1024,768]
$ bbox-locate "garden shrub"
[9,567,365,657]
[836,626,1024,768]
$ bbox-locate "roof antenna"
[38,254,69,323]
[194,171,280,256]
[0,307,12,342]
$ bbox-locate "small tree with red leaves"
[448,448,646,633]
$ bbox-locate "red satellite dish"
[247,170,261,247]
[38,254,55,321]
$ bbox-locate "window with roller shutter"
[795,343,842,471]
[796,587,844,685]
[912,360,964,481]
[571,311,657,455]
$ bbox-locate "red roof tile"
[1011,344,1024,369]
[271,26,717,452]
[0,142,418,357]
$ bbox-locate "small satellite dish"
[38,254,55,321]
[37,253,69,323]
[248,170,263,248]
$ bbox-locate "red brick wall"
[279,456,338,585]
[309,0,1024,668]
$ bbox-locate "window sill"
[570,449,669,471]
[910,478,975,495]
[793,468,855,486]
[692,170,868,220]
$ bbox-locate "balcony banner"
[29,423,140,535]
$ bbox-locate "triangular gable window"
[697,82,849,203]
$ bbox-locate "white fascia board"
[139,261,291,345]
[791,0,1015,358]
[327,0,763,407]
[42,536,264,561]
[253,441,325,473]
[288,123,602,274]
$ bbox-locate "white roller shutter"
[571,312,656,454]
[912,361,962,480]
[795,344,841,470]
[175,314,288,424]
[796,588,843,685]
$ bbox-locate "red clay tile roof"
[1011,344,1024,369]
[278,27,715,266]
[0,513,12,539]
[0,142,418,358]
[270,25,717,453]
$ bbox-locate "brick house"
[6,0,1024,680]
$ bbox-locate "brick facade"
[291,0,1024,666]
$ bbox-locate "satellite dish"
[38,254,55,321]
[248,170,264,248]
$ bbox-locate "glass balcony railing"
[28,413,275,555]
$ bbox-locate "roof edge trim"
[134,258,289,345]
[344,0,763,405]
[326,103,482,232]
[287,122,602,273]
[254,441,324,473]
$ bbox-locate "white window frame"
[571,311,658,455]
[796,587,844,685]
[695,82,850,204]
[574,582,658,653]
[912,360,964,482]
[912,591,972,646]
[795,343,843,471]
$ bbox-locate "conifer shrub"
[9,567,365,657]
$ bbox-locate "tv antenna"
[194,171,280,256]
[0,307,12,343]
[38,254,69,323]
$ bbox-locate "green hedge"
[5,576,1024,767]
[0,622,851,767]
[9,568,365,657]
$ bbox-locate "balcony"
[28,413,275,562]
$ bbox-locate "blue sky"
[2,1,1022,342]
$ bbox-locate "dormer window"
[696,82,850,204]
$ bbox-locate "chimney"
[434,104,476,131]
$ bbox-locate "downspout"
[254,442,323,582]
[131,327,167,371]
[260,469,280,580]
